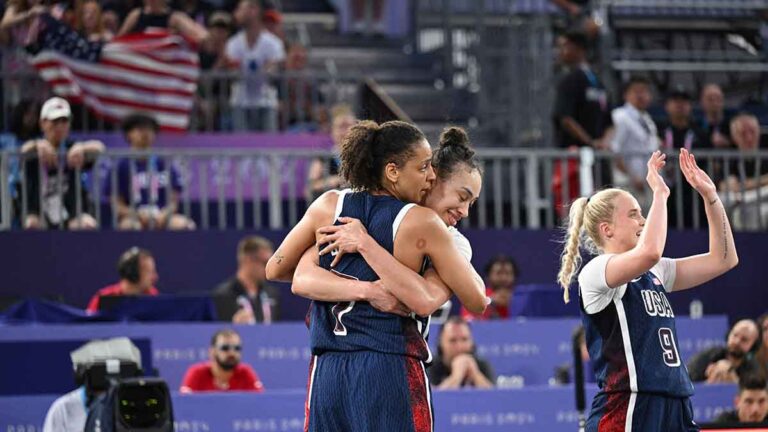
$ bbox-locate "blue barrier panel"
[0,317,727,394]
[1,230,766,320]
[0,339,152,396]
[0,384,737,432]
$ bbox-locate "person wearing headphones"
[687,319,761,384]
[428,316,495,389]
[86,247,159,313]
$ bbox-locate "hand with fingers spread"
[367,280,411,317]
[679,148,717,202]
[316,217,370,267]
[645,150,670,196]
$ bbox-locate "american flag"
[29,15,199,131]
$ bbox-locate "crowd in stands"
[552,30,768,229]
[0,0,331,133]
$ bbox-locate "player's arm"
[292,247,409,315]
[401,208,487,313]
[265,191,337,281]
[669,149,738,291]
[604,151,670,288]
[316,216,452,316]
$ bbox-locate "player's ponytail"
[557,188,627,303]
[558,197,588,303]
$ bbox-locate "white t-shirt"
[448,226,472,261]
[225,30,286,108]
[578,254,677,315]
[43,387,87,432]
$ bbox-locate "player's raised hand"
[646,150,670,196]
[679,148,717,201]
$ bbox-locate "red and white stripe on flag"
[30,31,200,131]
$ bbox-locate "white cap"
[40,97,72,121]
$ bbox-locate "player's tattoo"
[708,198,717,206]
[722,212,728,260]
[275,253,284,264]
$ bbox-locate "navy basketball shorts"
[304,351,433,432]
[586,391,699,432]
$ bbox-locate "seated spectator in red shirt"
[86,247,160,313]
[461,255,518,321]
[180,328,264,393]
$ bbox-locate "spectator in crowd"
[213,236,280,324]
[350,0,386,35]
[305,104,355,201]
[75,0,113,42]
[199,11,232,70]
[658,87,709,228]
[194,11,232,129]
[687,319,761,383]
[757,313,768,378]
[100,4,121,36]
[659,87,708,152]
[224,0,285,132]
[86,247,160,313]
[549,0,601,39]
[180,328,264,392]
[261,5,284,44]
[698,83,733,149]
[1,98,40,150]
[428,316,494,389]
[719,113,768,230]
[610,76,659,209]
[279,41,320,131]
[0,0,47,46]
[110,112,196,230]
[18,97,104,230]
[720,113,768,192]
[712,373,768,425]
[461,255,518,321]
[117,0,209,44]
[552,30,610,214]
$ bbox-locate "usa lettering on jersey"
[640,289,675,318]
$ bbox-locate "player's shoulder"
[577,254,613,285]
[400,205,444,231]
[308,189,347,216]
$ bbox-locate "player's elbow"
[265,258,291,282]
[464,295,488,315]
[412,300,441,318]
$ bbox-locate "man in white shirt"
[611,77,660,208]
[225,0,286,131]
[42,387,87,432]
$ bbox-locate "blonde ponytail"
[557,197,589,303]
[556,188,627,304]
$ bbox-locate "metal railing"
[1,148,766,231]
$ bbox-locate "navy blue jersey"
[578,256,694,398]
[310,190,432,362]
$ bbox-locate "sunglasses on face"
[217,344,242,352]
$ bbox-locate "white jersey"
[448,226,473,261]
